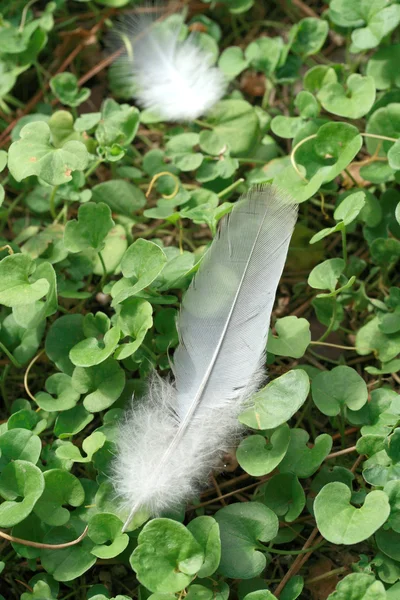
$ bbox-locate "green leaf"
[45,314,86,375]
[351,4,400,51]
[54,405,94,439]
[279,429,332,478]
[111,239,167,306]
[50,72,90,107]
[356,316,400,363]
[367,44,400,90]
[259,473,305,523]
[239,369,310,430]
[55,431,106,463]
[64,202,114,253]
[237,424,291,476]
[0,254,49,307]
[96,98,139,148]
[130,518,204,593]
[334,191,366,225]
[245,37,283,76]
[315,482,390,544]
[33,469,84,526]
[35,373,81,412]
[326,573,386,600]
[388,139,400,171]
[291,18,329,57]
[13,261,58,329]
[88,513,129,559]
[311,366,368,417]
[206,100,260,157]
[214,503,278,579]
[218,46,249,79]
[91,180,146,216]
[376,527,400,562]
[114,298,153,360]
[72,358,125,412]
[0,460,44,527]
[91,225,129,276]
[308,258,345,293]
[318,74,375,119]
[0,428,42,468]
[40,519,96,581]
[69,324,120,368]
[187,516,221,578]
[8,122,88,185]
[267,316,311,359]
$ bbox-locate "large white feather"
[109,9,227,121]
[113,185,298,531]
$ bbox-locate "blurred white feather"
[113,185,298,531]
[107,6,227,121]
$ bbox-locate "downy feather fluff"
[113,185,298,530]
[108,7,227,121]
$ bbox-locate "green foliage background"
[0,0,400,598]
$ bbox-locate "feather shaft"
[113,185,298,531]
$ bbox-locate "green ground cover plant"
[0,0,400,598]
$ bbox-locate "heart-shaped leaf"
[64,202,115,253]
[33,469,84,526]
[237,424,290,476]
[0,460,45,527]
[315,482,390,544]
[239,369,310,430]
[8,121,88,185]
[130,518,204,593]
[214,502,278,579]
[311,366,368,416]
[268,316,311,359]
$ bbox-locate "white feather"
[108,9,227,121]
[113,185,298,530]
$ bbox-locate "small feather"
[112,185,298,531]
[107,7,227,121]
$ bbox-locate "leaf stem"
[317,299,338,343]
[49,186,59,220]
[0,341,22,368]
[218,178,245,199]
[97,251,108,288]
[341,227,347,264]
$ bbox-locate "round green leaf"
[54,405,94,439]
[311,366,368,416]
[237,424,290,476]
[112,239,167,306]
[214,502,278,579]
[50,72,90,107]
[367,44,400,90]
[376,527,400,562]
[356,316,400,363]
[88,513,129,559]
[45,314,86,375]
[114,297,153,360]
[326,573,386,600]
[267,316,311,359]
[259,473,305,523]
[186,516,221,578]
[308,258,345,293]
[69,326,120,368]
[0,254,49,307]
[91,180,146,216]
[33,469,84,526]
[0,428,42,468]
[72,358,125,412]
[8,121,89,185]
[239,369,310,430]
[206,99,260,157]
[315,482,390,544]
[35,373,80,412]
[279,429,332,478]
[318,74,375,119]
[64,202,115,253]
[291,18,329,57]
[218,46,249,80]
[130,518,204,593]
[0,460,45,527]
[40,520,96,581]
